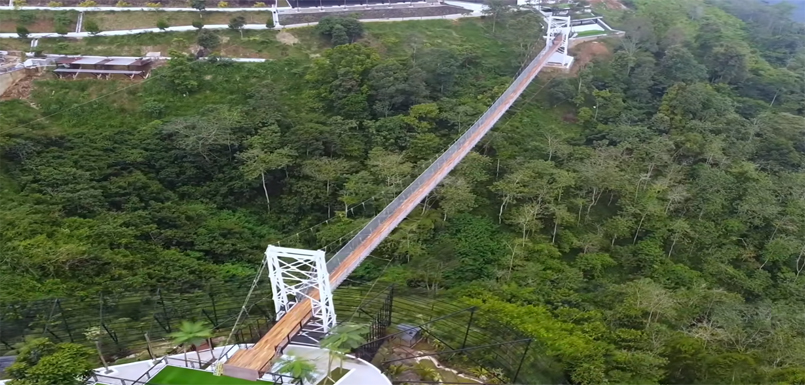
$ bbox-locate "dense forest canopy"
[5,0,805,383]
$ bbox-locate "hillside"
[4,0,805,383]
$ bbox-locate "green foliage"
[228,15,245,36]
[6,338,94,385]
[189,0,205,11]
[316,16,363,45]
[192,19,204,30]
[15,25,28,38]
[276,354,317,384]
[84,19,100,35]
[156,18,170,31]
[266,16,274,29]
[8,8,805,385]
[196,29,219,50]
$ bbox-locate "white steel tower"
[545,15,573,68]
[266,245,336,335]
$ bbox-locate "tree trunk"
[261,172,270,213]
[633,213,646,244]
[208,338,215,359]
[195,348,203,368]
[96,340,111,373]
[552,220,558,244]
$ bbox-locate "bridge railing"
[325,41,557,287]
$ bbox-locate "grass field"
[147,366,267,385]
[4,19,518,67]
[87,11,274,31]
[575,29,608,37]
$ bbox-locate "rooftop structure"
[53,56,153,80]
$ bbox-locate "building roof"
[105,58,137,66]
[72,57,109,65]
[55,57,80,65]
[53,68,143,75]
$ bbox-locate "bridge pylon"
[545,15,573,69]
[266,245,336,339]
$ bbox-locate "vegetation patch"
[574,29,607,37]
[147,366,265,384]
[316,367,350,385]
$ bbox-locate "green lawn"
[147,366,269,385]
[576,29,608,37]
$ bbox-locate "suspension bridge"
[222,16,572,381]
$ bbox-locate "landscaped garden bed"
[147,366,268,385]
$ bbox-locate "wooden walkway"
[222,37,564,381]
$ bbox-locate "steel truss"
[266,245,336,335]
[546,15,573,68]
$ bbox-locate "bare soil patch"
[276,30,298,45]
[570,40,611,73]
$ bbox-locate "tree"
[192,19,204,30]
[302,157,351,217]
[15,25,28,38]
[320,323,368,383]
[228,15,246,38]
[276,354,316,384]
[196,29,220,50]
[190,0,205,13]
[83,327,111,374]
[160,51,199,95]
[239,125,296,213]
[266,15,274,29]
[6,338,94,385]
[482,0,511,34]
[156,18,169,31]
[84,19,100,35]
[331,24,349,46]
[168,320,213,365]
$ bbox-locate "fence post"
[513,338,532,384]
[460,307,476,350]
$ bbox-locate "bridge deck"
[223,37,564,380]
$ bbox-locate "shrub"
[55,24,68,34]
[12,0,26,7]
[192,20,204,29]
[78,0,97,6]
[145,1,162,6]
[217,1,227,6]
[266,16,274,28]
[15,25,29,38]
[84,19,100,34]
[116,0,131,5]
[156,19,169,30]
[253,1,265,6]
[17,11,35,25]
[196,29,220,50]
[47,1,63,6]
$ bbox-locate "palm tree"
[169,320,213,367]
[320,322,368,383]
[276,354,317,385]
